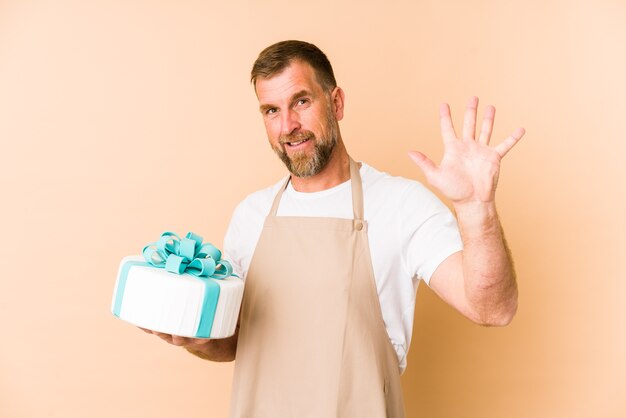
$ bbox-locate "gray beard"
[273,112,339,178]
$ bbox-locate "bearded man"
[143,40,524,418]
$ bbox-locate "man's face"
[255,61,340,178]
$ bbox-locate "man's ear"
[331,86,345,121]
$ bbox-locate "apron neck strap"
[269,157,364,220]
[349,157,364,220]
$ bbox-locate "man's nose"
[280,109,301,135]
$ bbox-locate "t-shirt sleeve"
[403,183,463,286]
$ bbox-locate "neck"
[289,139,351,193]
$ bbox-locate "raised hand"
[409,96,525,205]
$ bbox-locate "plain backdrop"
[1,1,624,417]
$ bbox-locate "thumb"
[408,151,437,178]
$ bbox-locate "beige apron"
[229,158,405,418]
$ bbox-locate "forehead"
[255,61,323,104]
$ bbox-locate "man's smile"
[280,132,314,150]
[286,137,310,147]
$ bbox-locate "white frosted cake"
[111,232,244,339]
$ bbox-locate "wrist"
[453,200,497,217]
[452,200,500,235]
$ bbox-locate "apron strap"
[348,157,364,220]
[269,177,290,216]
[268,157,365,220]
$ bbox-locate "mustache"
[279,131,314,145]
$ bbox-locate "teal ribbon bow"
[142,231,234,279]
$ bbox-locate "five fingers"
[441,96,523,152]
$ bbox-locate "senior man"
[143,40,524,417]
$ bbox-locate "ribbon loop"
[142,231,236,280]
[211,261,233,280]
[197,243,221,261]
[158,232,180,255]
[165,254,188,274]
[180,238,196,261]
[185,232,204,249]
[187,258,216,277]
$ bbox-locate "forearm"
[184,326,239,362]
[454,201,518,326]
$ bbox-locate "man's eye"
[297,99,308,106]
[266,108,277,115]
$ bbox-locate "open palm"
[409,97,525,204]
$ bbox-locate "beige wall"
[1,1,624,417]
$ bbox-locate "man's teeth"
[288,138,308,146]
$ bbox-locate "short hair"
[251,40,337,92]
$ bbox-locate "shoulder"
[360,162,444,211]
[230,176,289,222]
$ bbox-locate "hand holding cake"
[137,326,239,362]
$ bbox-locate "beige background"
[1,1,624,417]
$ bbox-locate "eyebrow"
[259,89,312,113]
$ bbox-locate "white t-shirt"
[223,162,463,374]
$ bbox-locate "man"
[143,40,524,417]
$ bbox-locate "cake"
[111,232,244,339]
